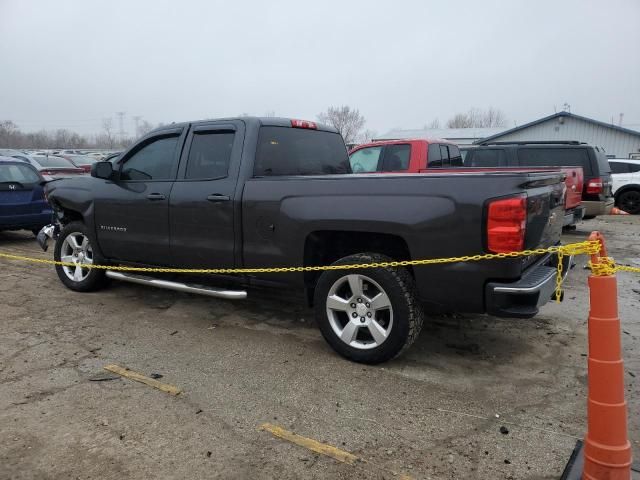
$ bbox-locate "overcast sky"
[1,0,639,137]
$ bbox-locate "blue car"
[0,156,52,235]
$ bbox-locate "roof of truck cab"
[149,117,339,135]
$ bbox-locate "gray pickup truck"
[41,117,569,363]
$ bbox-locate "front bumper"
[0,212,52,230]
[485,253,573,319]
[582,198,614,217]
[36,224,58,252]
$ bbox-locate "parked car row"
[347,139,621,224]
[0,156,52,235]
[0,149,120,175]
[609,158,640,214]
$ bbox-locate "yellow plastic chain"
[0,240,600,275]
[0,239,617,304]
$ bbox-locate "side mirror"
[91,161,114,180]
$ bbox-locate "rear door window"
[349,146,382,173]
[255,127,350,176]
[517,148,592,175]
[184,131,235,179]
[609,162,629,174]
[380,144,410,171]
[465,149,507,167]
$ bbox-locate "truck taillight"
[487,195,527,253]
[291,119,317,129]
[586,178,603,194]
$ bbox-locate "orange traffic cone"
[582,231,632,480]
[610,207,630,215]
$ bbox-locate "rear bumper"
[582,198,614,217]
[485,253,573,319]
[0,211,52,230]
[563,206,585,226]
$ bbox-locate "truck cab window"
[254,126,350,176]
[381,144,410,171]
[465,149,507,167]
[120,135,179,181]
[439,145,451,168]
[185,131,235,179]
[448,145,463,167]
[428,143,443,167]
[349,146,382,172]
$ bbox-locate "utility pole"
[116,112,126,142]
[132,115,141,137]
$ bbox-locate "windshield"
[254,127,350,176]
[349,146,382,172]
[34,156,77,168]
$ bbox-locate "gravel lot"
[1,215,638,480]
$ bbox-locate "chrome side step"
[105,271,247,300]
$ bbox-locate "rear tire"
[54,221,107,292]
[314,253,424,364]
[617,190,640,214]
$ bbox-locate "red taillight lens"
[487,195,527,253]
[586,177,603,194]
[291,119,317,129]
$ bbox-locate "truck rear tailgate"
[522,173,565,250]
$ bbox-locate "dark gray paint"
[45,117,565,315]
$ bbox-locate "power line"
[116,112,126,140]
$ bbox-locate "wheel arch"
[302,230,412,302]
[614,183,640,199]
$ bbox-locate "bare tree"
[317,105,366,144]
[482,107,507,127]
[264,110,276,118]
[358,129,377,143]
[101,118,116,149]
[447,108,507,128]
[425,118,441,129]
[0,120,19,148]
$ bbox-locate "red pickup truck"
[349,139,584,227]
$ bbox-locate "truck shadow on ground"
[102,263,571,373]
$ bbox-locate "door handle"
[207,194,230,202]
[146,193,166,201]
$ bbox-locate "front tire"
[314,253,424,364]
[54,221,106,292]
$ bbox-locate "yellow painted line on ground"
[260,422,358,464]
[103,364,182,396]
[259,423,414,479]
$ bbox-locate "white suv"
[609,159,640,214]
